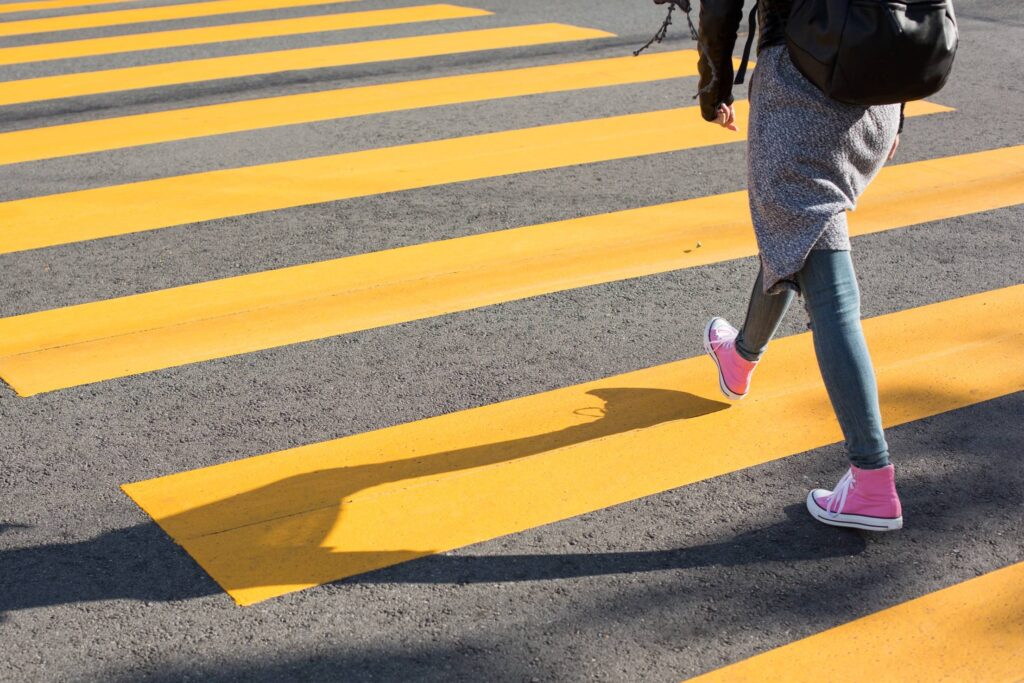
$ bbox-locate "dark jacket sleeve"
[696,0,746,121]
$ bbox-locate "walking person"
[659,0,907,531]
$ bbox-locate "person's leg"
[704,266,794,399]
[796,250,889,469]
[798,249,901,531]
[735,267,796,362]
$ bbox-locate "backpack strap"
[734,2,759,85]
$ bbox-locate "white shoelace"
[825,468,856,517]
[710,324,737,350]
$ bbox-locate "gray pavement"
[0,0,1022,680]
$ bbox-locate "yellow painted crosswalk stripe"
[688,561,1024,682]
[121,284,1024,605]
[0,100,945,254]
[0,50,700,163]
[0,144,1014,397]
[0,0,139,15]
[0,4,491,66]
[0,0,360,37]
[0,23,611,105]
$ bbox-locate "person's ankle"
[850,458,890,471]
[734,335,761,362]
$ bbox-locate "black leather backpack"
[736,0,959,105]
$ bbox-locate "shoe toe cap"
[807,489,832,510]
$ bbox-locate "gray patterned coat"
[747,45,901,293]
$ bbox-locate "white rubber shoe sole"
[806,490,904,531]
[703,317,746,401]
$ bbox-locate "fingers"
[717,104,738,132]
[724,110,738,132]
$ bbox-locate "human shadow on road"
[7,387,1019,613]
[345,503,868,586]
[1,387,743,611]
[0,501,863,615]
[132,387,730,600]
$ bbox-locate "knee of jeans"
[802,277,861,325]
[829,286,861,320]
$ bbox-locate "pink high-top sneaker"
[703,317,758,400]
[807,464,903,531]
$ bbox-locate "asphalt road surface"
[1,0,1022,680]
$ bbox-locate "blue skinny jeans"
[734,249,890,470]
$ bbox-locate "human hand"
[887,134,900,161]
[716,103,738,132]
